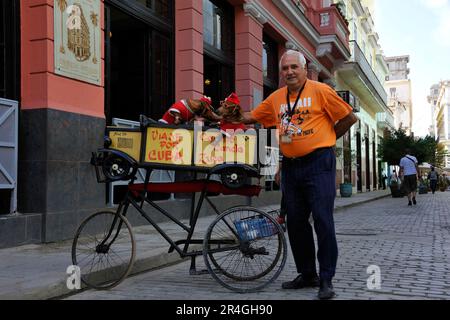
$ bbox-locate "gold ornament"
[90,12,98,64]
[57,0,67,54]
[66,3,91,62]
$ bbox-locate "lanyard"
[286,80,307,117]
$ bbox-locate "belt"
[283,147,333,163]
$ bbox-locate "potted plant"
[418,177,428,194]
[439,176,448,192]
[388,175,405,198]
[340,175,353,197]
[336,146,354,198]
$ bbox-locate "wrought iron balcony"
[348,40,388,107]
[376,111,395,130]
[336,41,388,113]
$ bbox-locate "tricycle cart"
[71,116,287,293]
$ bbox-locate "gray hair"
[279,50,307,70]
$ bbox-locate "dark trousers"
[430,180,437,193]
[282,148,338,280]
[279,195,287,217]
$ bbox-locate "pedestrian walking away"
[399,148,419,206]
[239,49,358,299]
[428,166,439,194]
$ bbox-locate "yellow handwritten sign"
[194,130,224,167]
[109,130,142,162]
[108,126,257,168]
[194,131,257,167]
[144,127,193,165]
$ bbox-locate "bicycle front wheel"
[71,210,136,290]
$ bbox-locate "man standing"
[399,148,419,205]
[240,50,358,299]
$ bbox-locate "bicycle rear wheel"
[203,206,287,293]
[71,210,136,290]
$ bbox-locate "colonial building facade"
[0,0,351,247]
[428,80,450,170]
[384,55,413,134]
[428,83,440,138]
[332,0,392,193]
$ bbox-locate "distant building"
[429,81,450,170]
[427,84,440,138]
[384,55,413,134]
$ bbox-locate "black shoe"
[412,197,417,205]
[318,279,336,300]
[408,201,412,206]
[282,274,319,289]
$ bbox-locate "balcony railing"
[376,111,395,129]
[349,40,388,107]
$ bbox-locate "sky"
[373,0,450,137]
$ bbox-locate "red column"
[175,0,204,100]
[234,7,263,111]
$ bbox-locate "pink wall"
[260,0,349,70]
[175,0,204,101]
[302,0,321,11]
[259,0,317,60]
[232,0,334,109]
[20,0,105,118]
[308,68,319,81]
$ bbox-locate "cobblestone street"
[66,191,450,300]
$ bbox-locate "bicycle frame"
[113,169,241,259]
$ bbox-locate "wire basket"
[234,216,278,241]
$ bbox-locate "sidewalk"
[0,189,389,300]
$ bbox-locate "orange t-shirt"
[251,80,352,158]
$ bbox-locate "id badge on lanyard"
[281,81,307,145]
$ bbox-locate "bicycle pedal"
[189,269,210,275]
[253,247,269,255]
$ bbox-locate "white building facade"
[429,81,450,170]
[428,84,440,137]
[384,55,413,134]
